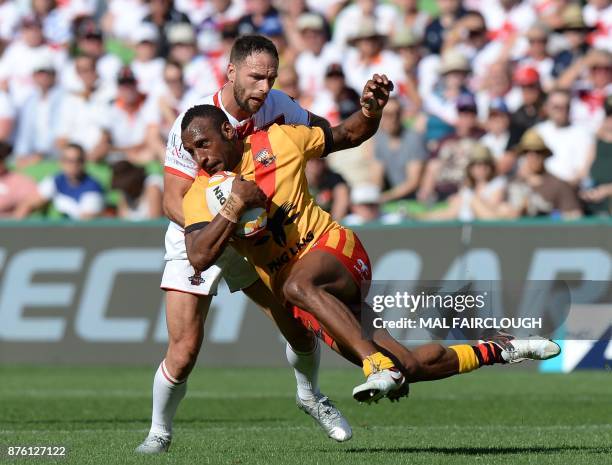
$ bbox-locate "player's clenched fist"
[232,177,267,209]
[360,74,394,118]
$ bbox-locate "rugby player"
[181,74,561,403]
[136,36,350,454]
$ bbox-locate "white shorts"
[160,222,259,295]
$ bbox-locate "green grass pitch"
[0,366,610,465]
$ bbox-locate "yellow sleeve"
[183,177,214,232]
[275,124,331,161]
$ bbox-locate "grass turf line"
[0,366,610,465]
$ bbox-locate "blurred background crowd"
[0,0,611,223]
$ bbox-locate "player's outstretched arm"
[185,177,266,272]
[328,74,393,153]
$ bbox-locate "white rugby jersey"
[164,87,310,180]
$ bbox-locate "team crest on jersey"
[255,149,276,167]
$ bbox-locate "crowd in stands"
[0,0,611,222]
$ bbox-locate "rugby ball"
[205,171,267,237]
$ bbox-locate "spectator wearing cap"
[422,50,472,145]
[373,96,427,202]
[515,23,555,91]
[342,18,407,98]
[130,23,165,96]
[480,98,513,164]
[305,157,350,221]
[294,13,342,99]
[0,141,38,217]
[552,5,595,78]
[500,128,582,219]
[343,183,402,226]
[0,85,14,143]
[167,23,197,68]
[111,160,163,220]
[106,66,164,164]
[237,0,281,36]
[419,93,485,202]
[13,52,65,167]
[389,28,424,116]
[421,144,507,221]
[0,16,65,106]
[62,18,122,93]
[393,0,431,39]
[279,0,331,52]
[332,0,399,51]
[259,16,294,66]
[583,0,612,53]
[423,0,467,55]
[580,94,612,215]
[508,65,546,147]
[535,88,592,185]
[196,0,245,54]
[15,143,105,220]
[441,11,498,89]
[56,54,112,163]
[559,48,612,133]
[142,0,190,58]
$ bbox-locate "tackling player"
[136,36,350,454]
[181,74,561,403]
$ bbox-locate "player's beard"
[233,80,264,115]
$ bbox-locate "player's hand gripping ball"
[206,171,267,237]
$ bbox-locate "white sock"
[149,360,187,437]
[286,339,321,401]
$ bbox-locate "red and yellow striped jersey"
[183,124,342,295]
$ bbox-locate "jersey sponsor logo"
[254,148,276,168]
[265,231,315,274]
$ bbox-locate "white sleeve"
[38,177,56,200]
[79,191,104,215]
[163,115,198,179]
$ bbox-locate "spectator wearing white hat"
[343,183,402,226]
[514,23,555,91]
[167,23,197,68]
[294,13,342,99]
[0,16,66,107]
[332,0,399,50]
[422,50,472,145]
[342,18,407,98]
[131,23,166,96]
[14,52,65,166]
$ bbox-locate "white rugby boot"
[135,434,171,454]
[482,330,561,364]
[352,368,405,404]
[296,393,352,442]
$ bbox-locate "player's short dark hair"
[181,104,230,134]
[229,35,278,65]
